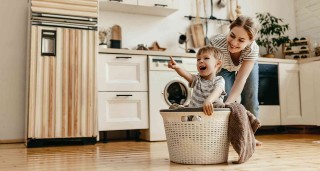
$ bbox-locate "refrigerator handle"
[41,30,56,56]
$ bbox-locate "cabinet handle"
[41,30,56,56]
[116,94,133,97]
[109,0,123,2]
[154,4,168,7]
[116,56,132,59]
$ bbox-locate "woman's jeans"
[217,62,259,117]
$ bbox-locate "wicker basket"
[160,108,230,164]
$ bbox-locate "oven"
[258,63,279,105]
[258,63,281,126]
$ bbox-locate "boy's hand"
[168,56,179,69]
[203,100,214,116]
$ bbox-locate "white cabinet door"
[97,54,148,91]
[138,0,176,9]
[299,62,317,125]
[279,63,302,125]
[106,0,137,5]
[99,0,178,16]
[314,61,320,126]
[98,92,148,131]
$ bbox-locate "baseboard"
[0,139,24,144]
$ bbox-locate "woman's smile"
[227,26,252,53]
[229,43,239,50]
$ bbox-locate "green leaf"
[255,12,290,54]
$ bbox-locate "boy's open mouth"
[199,66,207,70]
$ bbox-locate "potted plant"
[256,12,290,58]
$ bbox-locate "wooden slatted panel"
[28,26,38,138]
[62,28,69,137]
[55,28,63,138]
[74,29,82,137]
[42,53,50,138]
[92,30,98,136]
[87,30,95,136]
[48,55,56,138]
[34,27,44,138]
[81,31,88,137]
[31,0,98,18]
[68,29,75,137]
[27,26,97,139]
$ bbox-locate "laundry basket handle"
[160,108,230,122]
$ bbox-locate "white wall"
[295,0,320,52]
[0,0,29,142]
[99,0,296,58]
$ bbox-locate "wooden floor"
[1,134,320,171]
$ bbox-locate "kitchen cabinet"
[259,106,281,126]
[97,53,148,131]
[299,62,317,125]
[278,61,320,126]
[97,54,148,91]
[98,92,148,130]
[279,63,302,125]
[112,0,138,5]
[314,61,320,126]
[138,0,176,9]
[26,26,97,145]
[99,0,179,16]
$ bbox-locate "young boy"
[168,46,226,115]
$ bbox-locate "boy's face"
[196,52,221,80]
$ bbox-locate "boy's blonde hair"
[196,46,224,60]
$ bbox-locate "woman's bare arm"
[225,60,255,104]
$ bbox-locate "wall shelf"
[99,0,178,17]
[283,38,312,59]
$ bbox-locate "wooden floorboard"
[0,134,320,171]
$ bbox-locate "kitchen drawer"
[98,92,148,131]
[97,54,148,91]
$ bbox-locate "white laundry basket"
[160,108,230,164]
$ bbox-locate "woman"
[210,16,261,145]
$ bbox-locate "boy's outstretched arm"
[168,56,193,83]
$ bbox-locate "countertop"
[99,47,320,64]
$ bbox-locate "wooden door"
[27,25,97,139]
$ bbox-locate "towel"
[226,103,261,164]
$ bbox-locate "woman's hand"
[168,56,179,70]
[203,100,214,116]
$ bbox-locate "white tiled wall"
[295,0,320,48]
